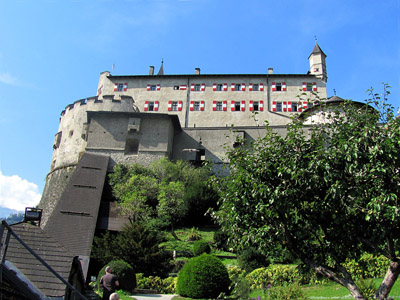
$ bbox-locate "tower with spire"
[308,42,327,82]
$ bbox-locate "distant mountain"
[0,207,23,219]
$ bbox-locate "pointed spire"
[310,41,326,58]
[157,59,164,75]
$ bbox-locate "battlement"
[60,95,133,116]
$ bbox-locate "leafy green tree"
[157,181,187,240]
[109,158,217,229]
[213,85,400,299]
[92,222,171,277]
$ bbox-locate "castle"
[37,42,329,280]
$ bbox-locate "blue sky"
[0,0,399,212]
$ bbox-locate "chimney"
[149,66,154,76]
[268,68,274,74]
[195,68,201,75]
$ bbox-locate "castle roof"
[309,42,327,59]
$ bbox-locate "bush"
[177,254,231,299]
[214,229,229,251]
[97,260,136,292]
[344,253,389,280]
[187,227,202,241]
[238,247,270,273]
[192,240,211,256]
[227,266,249,299]
[246,265,302,290]
[136,273,177,294]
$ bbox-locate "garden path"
[131,294,176,300]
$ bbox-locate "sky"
[0,0,399,212]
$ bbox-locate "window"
[307,83,313,92]
[234,102,241,111]
[275,83,282,91]
[194,84,201,91]
[235,84,241,91]
[291,102,298,112]
[117,84,124,91]
[276,102,282,112]
[174,86,179,90]
[253,101,259,111]
[216,84,223,91]
[216,102,223,111]
[194,102,200,111]
[148,102,155,111]
[150,85,157,91]
[252,84,259,91]
[172,102,178,111]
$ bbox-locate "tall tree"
[213,86,400,299]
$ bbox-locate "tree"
[109,158,217,230]
[92,222,171,277]
[213,85,400,299]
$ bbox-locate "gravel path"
[131,294,176,300]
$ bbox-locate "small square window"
[276,102,282,112]
[216,102,223,111]
[306,83,313,92]
[174,86,179,90]
[235,84,241,91]
[217,84,223,91]
[194,84,201,91]
[150,85,157,91]
[148,102,155,111]
[117,84,124,91]
[194,102,200,111]
[291,102,298,112]
[275,83,282,92]
[253,101,259,111]
[253,84,259,91]
[172,102,178,111]
[234,102,241,111]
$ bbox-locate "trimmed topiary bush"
[238,247,270,273]
[97,260,136,292]
[177,253,231,299]
[192,240,211,256]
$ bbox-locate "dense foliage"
[213,86,400,299]
[177,253,231,299]
[238,247,270,273]
[192,240,211,256]
[92,222,171,277]
[97,260,136,291]
[109,158,218,237]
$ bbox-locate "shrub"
[177,253,231,299]
[192,240,211,256]
[136,273,177,294]
[357,278,377,300]
[214,229,229,251]
[97,260,136,291]
[238,247,270,273]
[187,227,202,241]
[344,253,389,280]
[227,266,249,299]
[246,265,302,290]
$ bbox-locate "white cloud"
[0,72,18,86]
[0,171,41,211]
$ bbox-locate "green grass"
[248,278,400,299]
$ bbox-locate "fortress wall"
[38,166,77,228]
[51,96,135,171]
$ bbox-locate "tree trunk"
[375,260,400,300]
[171,224,180,241]
[312,264,366,300]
